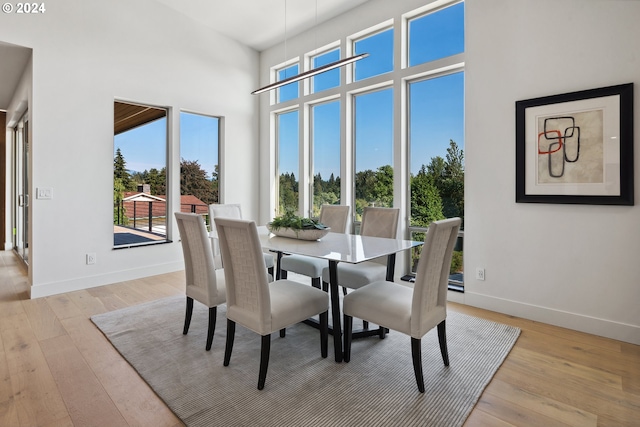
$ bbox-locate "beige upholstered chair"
[321,206,400,293]
[209,203,275,276]
[175,212,226,351]
[280,204,350,290]
[343,217,461,392]
[215,217,329,390]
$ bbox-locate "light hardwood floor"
[1,250,638,426]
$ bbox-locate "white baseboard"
[29,261,184,299]
[462,291,640,345]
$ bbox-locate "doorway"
[12,112,29,264]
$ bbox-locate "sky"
[114,111,219,179]
[115,2,464,183]
[279,1,465,178]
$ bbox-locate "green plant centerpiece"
[267,211,330,240]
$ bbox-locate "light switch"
[37,187,53,199]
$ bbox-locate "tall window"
[179,112,220,221]
[113,101,168,248]
[311,100,341,216]
[353,88,393,220]
[408,72,464,279]
[408,2,464,66]
[277,64,299,103]
[354,28,394,81]
[311,49,340,93]
[277,110,299,214]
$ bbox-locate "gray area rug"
[91,295,520,427]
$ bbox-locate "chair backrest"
[208,204,243,268]
[215,217,273,334]
[208,203,243,235]
[360,207,399,239]
[411,217,461,336]
[318,204,350,233]
[175,212,221,306]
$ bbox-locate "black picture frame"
[516,83,634,205]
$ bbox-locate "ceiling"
[152,0,370,52]
[0,41,32,111]
[0,0,369,110]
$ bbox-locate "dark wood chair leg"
[206,306,217,351]
[319,311,328,358]
[183,297,194,335]
[312,277,321,289]
[342,286,347,296]
[268,266,275,277]
[322,281,329,292]
[280,269,287,279]
[437,320,449,366]
[258,334,271,390]
[363,320,369,329]
[279,328,286,338]
[343,315,353,363]
[223,319,236,366]
[411,337,425,393]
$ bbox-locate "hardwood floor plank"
[474,390,575,427]
[45,293,84,320]
[67,289,109,317]
[486,378,597,426]
[87,285,130,312]
[62,316,182,427]
[496,356,640,426]
[0,331,20,427]
[509,346,623,390]
[39,334,129,427]
[1,311,69,426]
[463,408,516,426]
[21,297,67,341]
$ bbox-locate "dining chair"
[320,206,399,331]
[343,217,461,392]
[280,204,350,291]
[215,217,330,390]
[209,203,275,276]
[321,206,399,292]
[175,212,227,351]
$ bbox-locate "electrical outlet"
[86,253,96,265]
[475,268,485,281]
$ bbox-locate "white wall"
[464,0,640,344]
[0,0,260,297]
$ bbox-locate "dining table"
[256,226,423,362]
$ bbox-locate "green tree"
[279,172,298,214]
[181,159,216,204]
[211,164,219,204]
[113,177,128,225]
[114,148,134,191]
[410,165,445,227]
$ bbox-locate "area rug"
[91,295,520,427]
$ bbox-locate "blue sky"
[114,112,219,179]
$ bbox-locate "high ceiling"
[0,0,369,110]
[152,0,370,51]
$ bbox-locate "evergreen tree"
[113,148,133,191]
